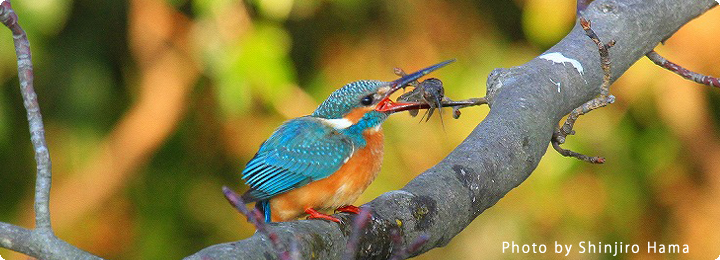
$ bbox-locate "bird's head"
[311,60,454,132]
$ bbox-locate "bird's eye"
[360,95,374,106]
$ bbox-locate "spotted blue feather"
[241,116,356,202]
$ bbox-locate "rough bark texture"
[186,0,718,259]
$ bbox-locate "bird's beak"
[375,98,420,113]
[375,59,455,113]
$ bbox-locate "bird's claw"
[305,208,341,223]
[335,205,361,214]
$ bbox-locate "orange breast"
[269,128,384,222]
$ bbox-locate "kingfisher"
[240,60,455,223]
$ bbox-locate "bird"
[239,60,455,223]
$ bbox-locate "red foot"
[305,208,341,223]
[335,205,361,214]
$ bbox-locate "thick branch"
[187,0,719,259]
[0,222,101,259]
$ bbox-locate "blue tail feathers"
[256,200,272,223]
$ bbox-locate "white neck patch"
[320,118,353,130]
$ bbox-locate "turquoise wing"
[240,117,355,202]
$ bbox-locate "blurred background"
[0,0,718,259]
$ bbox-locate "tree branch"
[646,50,720,88]
[0,1,102,259]
[0,0,51,234]
[186,0,719,259]
[551,17,616,164]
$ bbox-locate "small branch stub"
[222,187,292,260]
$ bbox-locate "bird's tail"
[256,200,272,223]
[240,189,270,203]
[242,190,273,223]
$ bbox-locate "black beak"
[375,59,455,113]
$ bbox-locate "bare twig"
[342,207,372,259]
[0,0,52,233]
[405,97,487,111]
[551,133,606,164]
[388,229,430,260]
[551,17,616,164]
[646,50,720,88]
[388,229,403,259]
[405,234,430,256]
[580,18,615,98]
[393,66,488,121]
[289,239,301,260]
[222,187,290,260]
[577,0,593,14]
[0,1,102,259]
[391,97,488,117]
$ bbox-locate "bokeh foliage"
[1,0,719,259]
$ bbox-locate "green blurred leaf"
[214,22,295,116]
[14,0,72,36]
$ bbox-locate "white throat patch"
[320,118,353,130]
